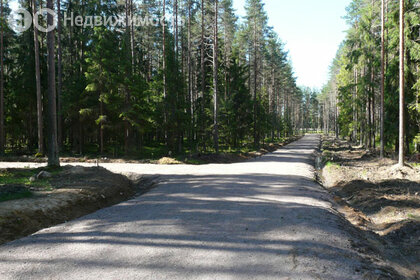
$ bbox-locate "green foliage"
[1,0,307,157]
[0,190,32,202]
[325,161,339,168]
[323,0,419,152]
[0,169,53,189]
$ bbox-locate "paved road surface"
[0,135,371,279]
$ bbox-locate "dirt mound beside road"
[320,136,420,279]
[0,166,140,245]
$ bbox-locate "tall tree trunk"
[200,0,205,151]
[270,68,275,141]
[335,92,339,139]
[416,64,419,152]
[47,0,59,166]
[398,0,405,167]
[32,0,44,155]
[130,0,134,74]
[352,68,357,142]
[130,0,136,151]
[124,0,131,154]
[187,0,194,143]
[174,0,178,57]
[371,69,375,149]
[162,0,167,144]
[380,0,385,158]
[174,0,181,153]
[213,0,219,153]
[100,100,104,154]
[253,20,258,147]
[0,0,4,154]
[367,92,371,148]
[385,0,389,69]
[57,0,63,149]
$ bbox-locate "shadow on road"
[0,135,402,279]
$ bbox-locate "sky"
[233,0,351,90]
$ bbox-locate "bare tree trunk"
[200,0,205,150]
[270,69,275,141]
[213,0,219,153]
[0,0,5,154]
[32,0,45,155]
[416,64,419,152]
[130,0,136,151]
[380,0,385,158]
[124,0,131,154]
[174,0,178,57]
[385,0,389,69]
[57,0,63,149]
[174,0,181,153]
[130,0,134,74]
[398,0,405,167]
[335,96,339,139]
[367,92,371,148]
[78,119,83,154]
[253,20,258,147]
[187,0,194,143]
[47,0,59,166]
[371,69,375,149]
[223,29,228,101]
[162,0,167,143]
[100,101,104,154]
[352,68,357,142]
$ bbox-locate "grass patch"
[0,170,52,188]
[407,213,420,222]
[325,161,339,168]
[0,189,32,202]
[0,167,62,202]
[178,158,206,165]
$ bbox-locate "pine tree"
[398,0,405,166]
[0,0,310,157]
[212,0,219,153]
[380,0,385,158]
[0,0,4,155]
[32,0,44,156]
[47,0,59,166]
[245,0,267,147]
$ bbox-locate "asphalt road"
[0,135,372,279]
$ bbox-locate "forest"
[320,0,419,163]
[0,1,419,277]
[0,0,321,166]
[0,0,418,167]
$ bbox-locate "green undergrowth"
[0,167,62,202]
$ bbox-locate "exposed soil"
[320,136,420,279]
[0,166,157,245]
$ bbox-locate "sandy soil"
[0,166,156,245]
[320,136,420,278]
